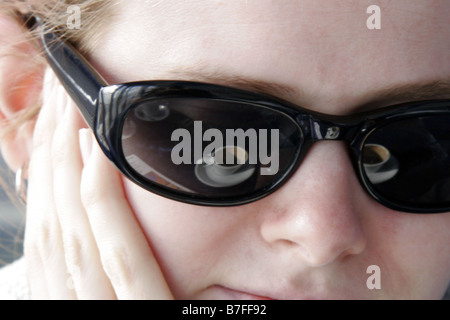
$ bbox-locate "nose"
[259,141,367,267]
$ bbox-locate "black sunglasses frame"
[28,15,450,213]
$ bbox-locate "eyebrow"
[359,79,450,111]
[167,68,300,100]
[166,68,450,112]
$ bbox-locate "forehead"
[93,0,450,113]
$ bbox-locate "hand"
[24,68,173,299]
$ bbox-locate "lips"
[207,284,352,300]
[210,285,277,300]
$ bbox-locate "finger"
[25,69,76,299]
[51,97,116,299]
[80,131,173,300]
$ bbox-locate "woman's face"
[88,0,450,299]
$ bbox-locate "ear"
[0,13,44,172]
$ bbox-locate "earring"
[15,163,28,205]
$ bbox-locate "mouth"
[210,285,276,300]
[206,284,348,300]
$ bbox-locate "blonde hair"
[0,1,114,203]
[0,1,114,264]
[0,0,115,138]
[1,1,115,53]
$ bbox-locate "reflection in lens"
[213,145,248,165]
[195,164,256,188]
[122,120,136,140]
[363,144,390,165]
[195,146,256,187]
[363,114,450,209]
[363,144,399,184]
[121,98,302,199]
[134,101,170,121]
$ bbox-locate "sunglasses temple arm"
[26,15,107,129]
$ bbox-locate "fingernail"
[79,128,94,165]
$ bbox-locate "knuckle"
[23,226,45,263]
[80,168,110,209]
[62,232,83,272]
[25,219,53,262]
[100,245,135,289]
[33,222,51,256]
[24,199,61,263]
[50,124,71,168]
[79,175,101,209]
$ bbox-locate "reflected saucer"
[195,163,256,188]
[364,155,399,184]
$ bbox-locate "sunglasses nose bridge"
[296,115,358,143]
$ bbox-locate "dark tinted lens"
[120,98,302,200]
[363,115,450,210]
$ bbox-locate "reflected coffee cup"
[363,144,390,172]
[210,145,249,176]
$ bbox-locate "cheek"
[121,178,240,296]
[367,209,450,298]
[121,176,450,299]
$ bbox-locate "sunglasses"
[28,15,450,213]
